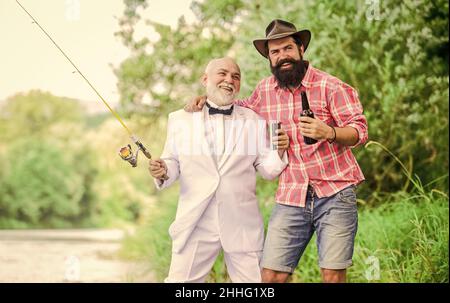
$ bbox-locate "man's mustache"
[270,58,307,89]
[274,58,299,70]
[217,82,236,94]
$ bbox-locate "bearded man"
[149,57,290,282]
[186,20,368,283]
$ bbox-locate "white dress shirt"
[204,99,234,162]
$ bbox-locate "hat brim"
[253,30,311,58]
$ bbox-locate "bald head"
[202,57,241,106]
[204,57,241,75]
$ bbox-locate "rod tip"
[130,135,138,143]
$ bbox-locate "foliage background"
[0,0,448,282]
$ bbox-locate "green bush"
[0,90,154,228]
[0,138,96,228]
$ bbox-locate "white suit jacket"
[154,105,288,253]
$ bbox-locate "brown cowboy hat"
[253,19,311,58]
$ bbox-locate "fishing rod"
[16,0,167,178]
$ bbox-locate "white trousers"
[165,198,262,283]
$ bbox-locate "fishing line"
[16,0,132,136]
[16,0,166,176]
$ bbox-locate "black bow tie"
[206,102,234,116]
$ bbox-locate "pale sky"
[0,0,196,105]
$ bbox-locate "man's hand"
[184,95,207,112]
[149,159,168,180]
[299,116,334,141]
[273,128,290,158]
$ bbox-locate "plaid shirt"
[237,63,368,207]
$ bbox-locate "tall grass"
[120,188,448,282]
[120,141,449,282]
[291,193,449,282]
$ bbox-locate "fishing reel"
[119,135,152,167]
[119,144,138,167]
[119,136,169,180]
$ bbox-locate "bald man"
[149,57,290,282]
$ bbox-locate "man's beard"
[270,58,307,89]
[206,82,236,106]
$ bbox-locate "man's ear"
[201,74,208,87]
[299,45,305,57]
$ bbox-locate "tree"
[0,139,86,227]
[0,90,83,141]
[0,90,98,227]
[115,0,449,200]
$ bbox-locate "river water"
[0,229,154,283]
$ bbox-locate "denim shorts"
[261,185,358,273]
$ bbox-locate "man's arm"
[298,83,368,147]
[148,114,180,190]
[234,83,261,112]
[254,119,289,180]
[298,117,360,146]
[328,83,368,147]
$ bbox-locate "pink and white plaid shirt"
[237,63,368,207]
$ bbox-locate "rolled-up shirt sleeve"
[329,83,368,147]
